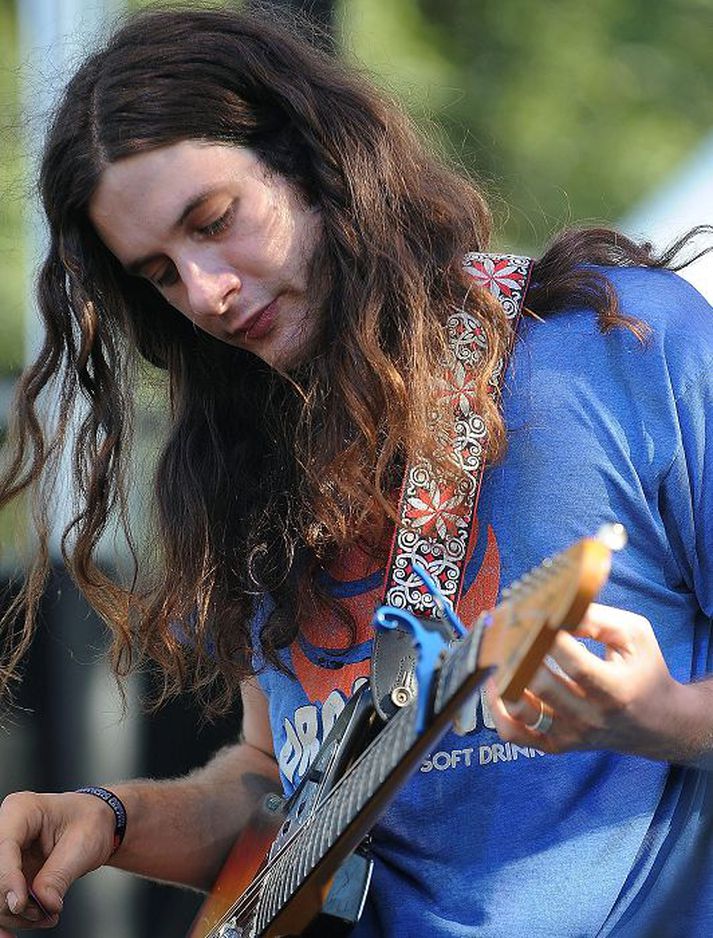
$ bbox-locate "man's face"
[89,140,323,372]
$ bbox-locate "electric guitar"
[189,528,622,938]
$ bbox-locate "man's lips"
[237,298,279,340]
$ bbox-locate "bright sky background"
[621,131,713,303]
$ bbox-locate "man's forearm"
[107,742,281,890]
[673,676,713,768]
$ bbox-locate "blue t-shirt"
[254,267,713,937]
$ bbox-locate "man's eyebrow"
[124,187,219,275]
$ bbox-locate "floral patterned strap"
[380,252,534,620]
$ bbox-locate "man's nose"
[183,260,241,318]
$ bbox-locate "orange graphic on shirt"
[459,522,501,629]
[290,523,501,705]
[291,542,380,703]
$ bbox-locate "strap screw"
[391,685,414,707]
[264,793,285,813]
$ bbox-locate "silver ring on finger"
[525,699,554,734]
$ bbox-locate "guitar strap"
[371,252,534,720]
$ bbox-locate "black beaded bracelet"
[75,786,127,853]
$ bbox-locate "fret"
[300,808,331,881]
[323,796,339,834]
[381,722,401,768]
[256,870,274,932]
[393,705,417,754]
[311,814,330,872]
[364,750,385,802]
[322,795,338,838]
[334,785,363,839]
[272,848,296,912]
[283,810,337,914]
[252,883,265,934]
[284,853,300,907]
[295,834,312,881]
[378,713,407,766]
[274,810,333,916]
[334,775,353,832]
[364,742,383,794]
[288,845,307,906]
[323,798,341,851]
[271,875,285,925]
[344,760,366,813]
[272,865,289,915]
[269,893,282,926]
[342,773,361,830]
[254,899,266,935]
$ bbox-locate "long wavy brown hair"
[0,4,695,715]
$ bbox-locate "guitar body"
[190,797,284,938]
[190,534,618,938]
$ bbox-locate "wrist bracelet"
[75,786,127,853]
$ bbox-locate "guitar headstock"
[480,528,622,701]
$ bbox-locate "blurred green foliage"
[341,0,713,249]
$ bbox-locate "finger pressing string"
[547,631,623,697]
[28,889,51,918]
[574,603,648,652]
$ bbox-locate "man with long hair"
[0,6,712,936]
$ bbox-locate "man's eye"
[198,205,234,238]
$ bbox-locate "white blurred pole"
[19,0,125,561]
[19,0,124,383]
[18,5,142,938]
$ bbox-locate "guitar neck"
[265,537,615,921]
